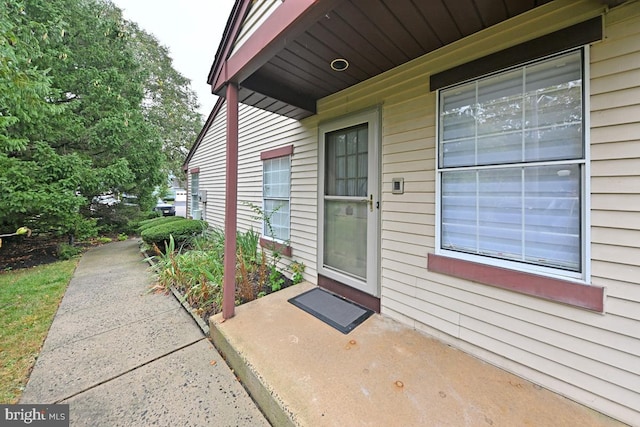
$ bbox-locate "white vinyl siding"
[314,2,639,424]
[231,0,282,56]
[186,101,317,283]
[188,103,227,228]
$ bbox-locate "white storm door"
[318,109,380,296]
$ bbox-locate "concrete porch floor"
[210,282,623,426]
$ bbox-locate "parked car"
[154,199,176,216]
[121,193,139,207]
[92,194,119,207]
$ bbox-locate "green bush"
[140,210,162,220]
[127,211,163,234]
[57,243,83,260]
[137,215,181,227]
[137,216,184,234]
[141,219,208,249]
[92,204,140,235]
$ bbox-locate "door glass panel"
[325,125,368,197]
[324,200,367,279]
[324,124,368,279]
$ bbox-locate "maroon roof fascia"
[182,97,226,172]
[210,0,342,94]
[207,0,252,89]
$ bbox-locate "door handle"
[369,194,373,212]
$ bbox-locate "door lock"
[369,194,373,212]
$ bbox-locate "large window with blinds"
[437,49,585,276]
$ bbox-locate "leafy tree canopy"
[0,0,203,237]
[127,22,203,179]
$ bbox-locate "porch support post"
[223,82,239,319]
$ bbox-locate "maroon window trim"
[427,253,604,312]
[261,144,293,160]
[190,167,200,174]
[260,237,292,258]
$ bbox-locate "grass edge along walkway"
[0,259,78,403]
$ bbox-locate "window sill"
[259,237,292,257]
[427,253,604,312]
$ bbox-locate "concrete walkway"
[20,239,268,427]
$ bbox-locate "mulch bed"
[0,234,106,272]
[167,266,294,325]
[0,235,65,272]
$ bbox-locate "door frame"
[317,107,381,297]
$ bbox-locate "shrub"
[153,235,224,318]
[90,203,160,236]
[66,216,98,243]
[237,228,260,266]
[289,260,306,284]
[57,243,82,260]
[140,211,161,221]
[141,219,208,249]
[137,216,185,234]
[92,204,140,235]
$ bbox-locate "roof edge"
[211,0,342,93]
[207,0,252,88]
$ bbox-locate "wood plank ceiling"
[237,0,554,119]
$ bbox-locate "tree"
[0,0,61,153]
[1,0,162,237]
[0,142,99,238]
[24,0,165,202]
[125,21,203,181]
[0,0,89,237]
[0,0,201,240]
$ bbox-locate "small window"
[190,172,199,216]
[437,49,585,278]
[262,153,291,242]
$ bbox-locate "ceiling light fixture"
[330,58,349,71]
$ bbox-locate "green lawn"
[0,260,77,403]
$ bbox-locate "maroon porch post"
[223,83,239,319]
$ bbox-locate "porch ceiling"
[222,0,556,120]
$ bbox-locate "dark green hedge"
[137,216,185,233]
[141,219,208,249]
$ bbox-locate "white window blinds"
[263,156,291,242]
[438,50,584,272]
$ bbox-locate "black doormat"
[288,288,374,334]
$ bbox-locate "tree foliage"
[127,22,203,179]
[0,0,203,237]
[0,0,62,152]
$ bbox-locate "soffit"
[224,0,556,119]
